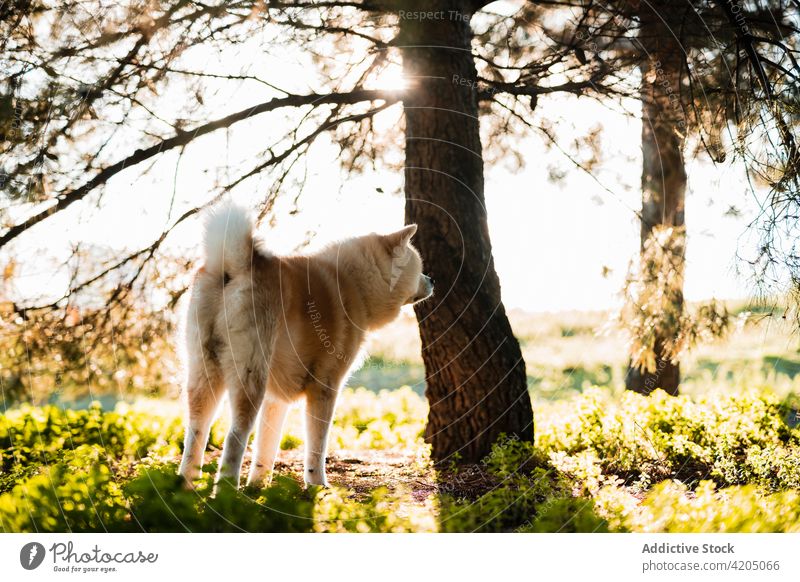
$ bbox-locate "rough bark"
[399,0,534,463]
[626,3,687,397]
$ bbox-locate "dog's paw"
[304,471,329,488]
[245,474,273,491]
[246,467,274,489]
[212,475,241,496]
[179,468,200,491]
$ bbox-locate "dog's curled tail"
[203,202,254,278]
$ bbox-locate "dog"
[178,203,433,488]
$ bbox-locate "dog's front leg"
[246,394,289,488]
[303,384,338,487]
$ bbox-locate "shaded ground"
[274,449,436,502]
[202,448,501,502]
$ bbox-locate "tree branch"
[0,88,400,249]
[15,99,399,312]
[476,67,612,101]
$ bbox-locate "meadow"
[2,305,800,533]
[357,303,800,403]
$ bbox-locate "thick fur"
[178,203,433,488]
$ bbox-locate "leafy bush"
[126,467,314,533]
[232,386,426,452]
[523,497,609,533]
[439,468,572,533]
[0,445,128,532]
[0,402,182,492]
[1,387,800,532]
[327,386,426,450]
[537,388,800,492]
[439,436,608,533]
[314,486,436,533]
[597,480,800,533]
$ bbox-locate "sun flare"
[372,65,408,91]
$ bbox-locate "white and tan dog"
[178,204,433,488]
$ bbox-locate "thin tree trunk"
[399,0,534,463]
[626,3,687,397]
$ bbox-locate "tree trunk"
[399,1,534,463]
[626,3,687,397]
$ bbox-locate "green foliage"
[0,402,182,483]
[538,388,800,492]
[280,433,302,450]
[523,497,610,533]
[0,445,128,532]
[328,386,426,450]
[441,388,800,533]
[0,395,431,532]
[439,468,570,533]
[126,468,314,533]
[597,480,800,533]
[439,436,607,533]
[482,435,549,477]
[314,486,436,533]
[1,387,800,533]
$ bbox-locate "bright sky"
[9,105,761,313]
[7,3,768,313]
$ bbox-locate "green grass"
[2,384,800,532]
[361,304,800,403]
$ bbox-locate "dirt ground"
[202,447,501,501]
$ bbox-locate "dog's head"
[382,224,433,305]
[343,225,433,329]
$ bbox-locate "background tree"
[622,0,799,395]
[538,0,800,396]
[622,0,690,395]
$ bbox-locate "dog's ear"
[384,224,417,252]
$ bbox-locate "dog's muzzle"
[414,274,434,302]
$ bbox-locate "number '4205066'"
[729,560,780,571]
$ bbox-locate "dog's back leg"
[215,298,276,487]
[216,361,269,487]
[179,359,224,484]
[179,274,226,484]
